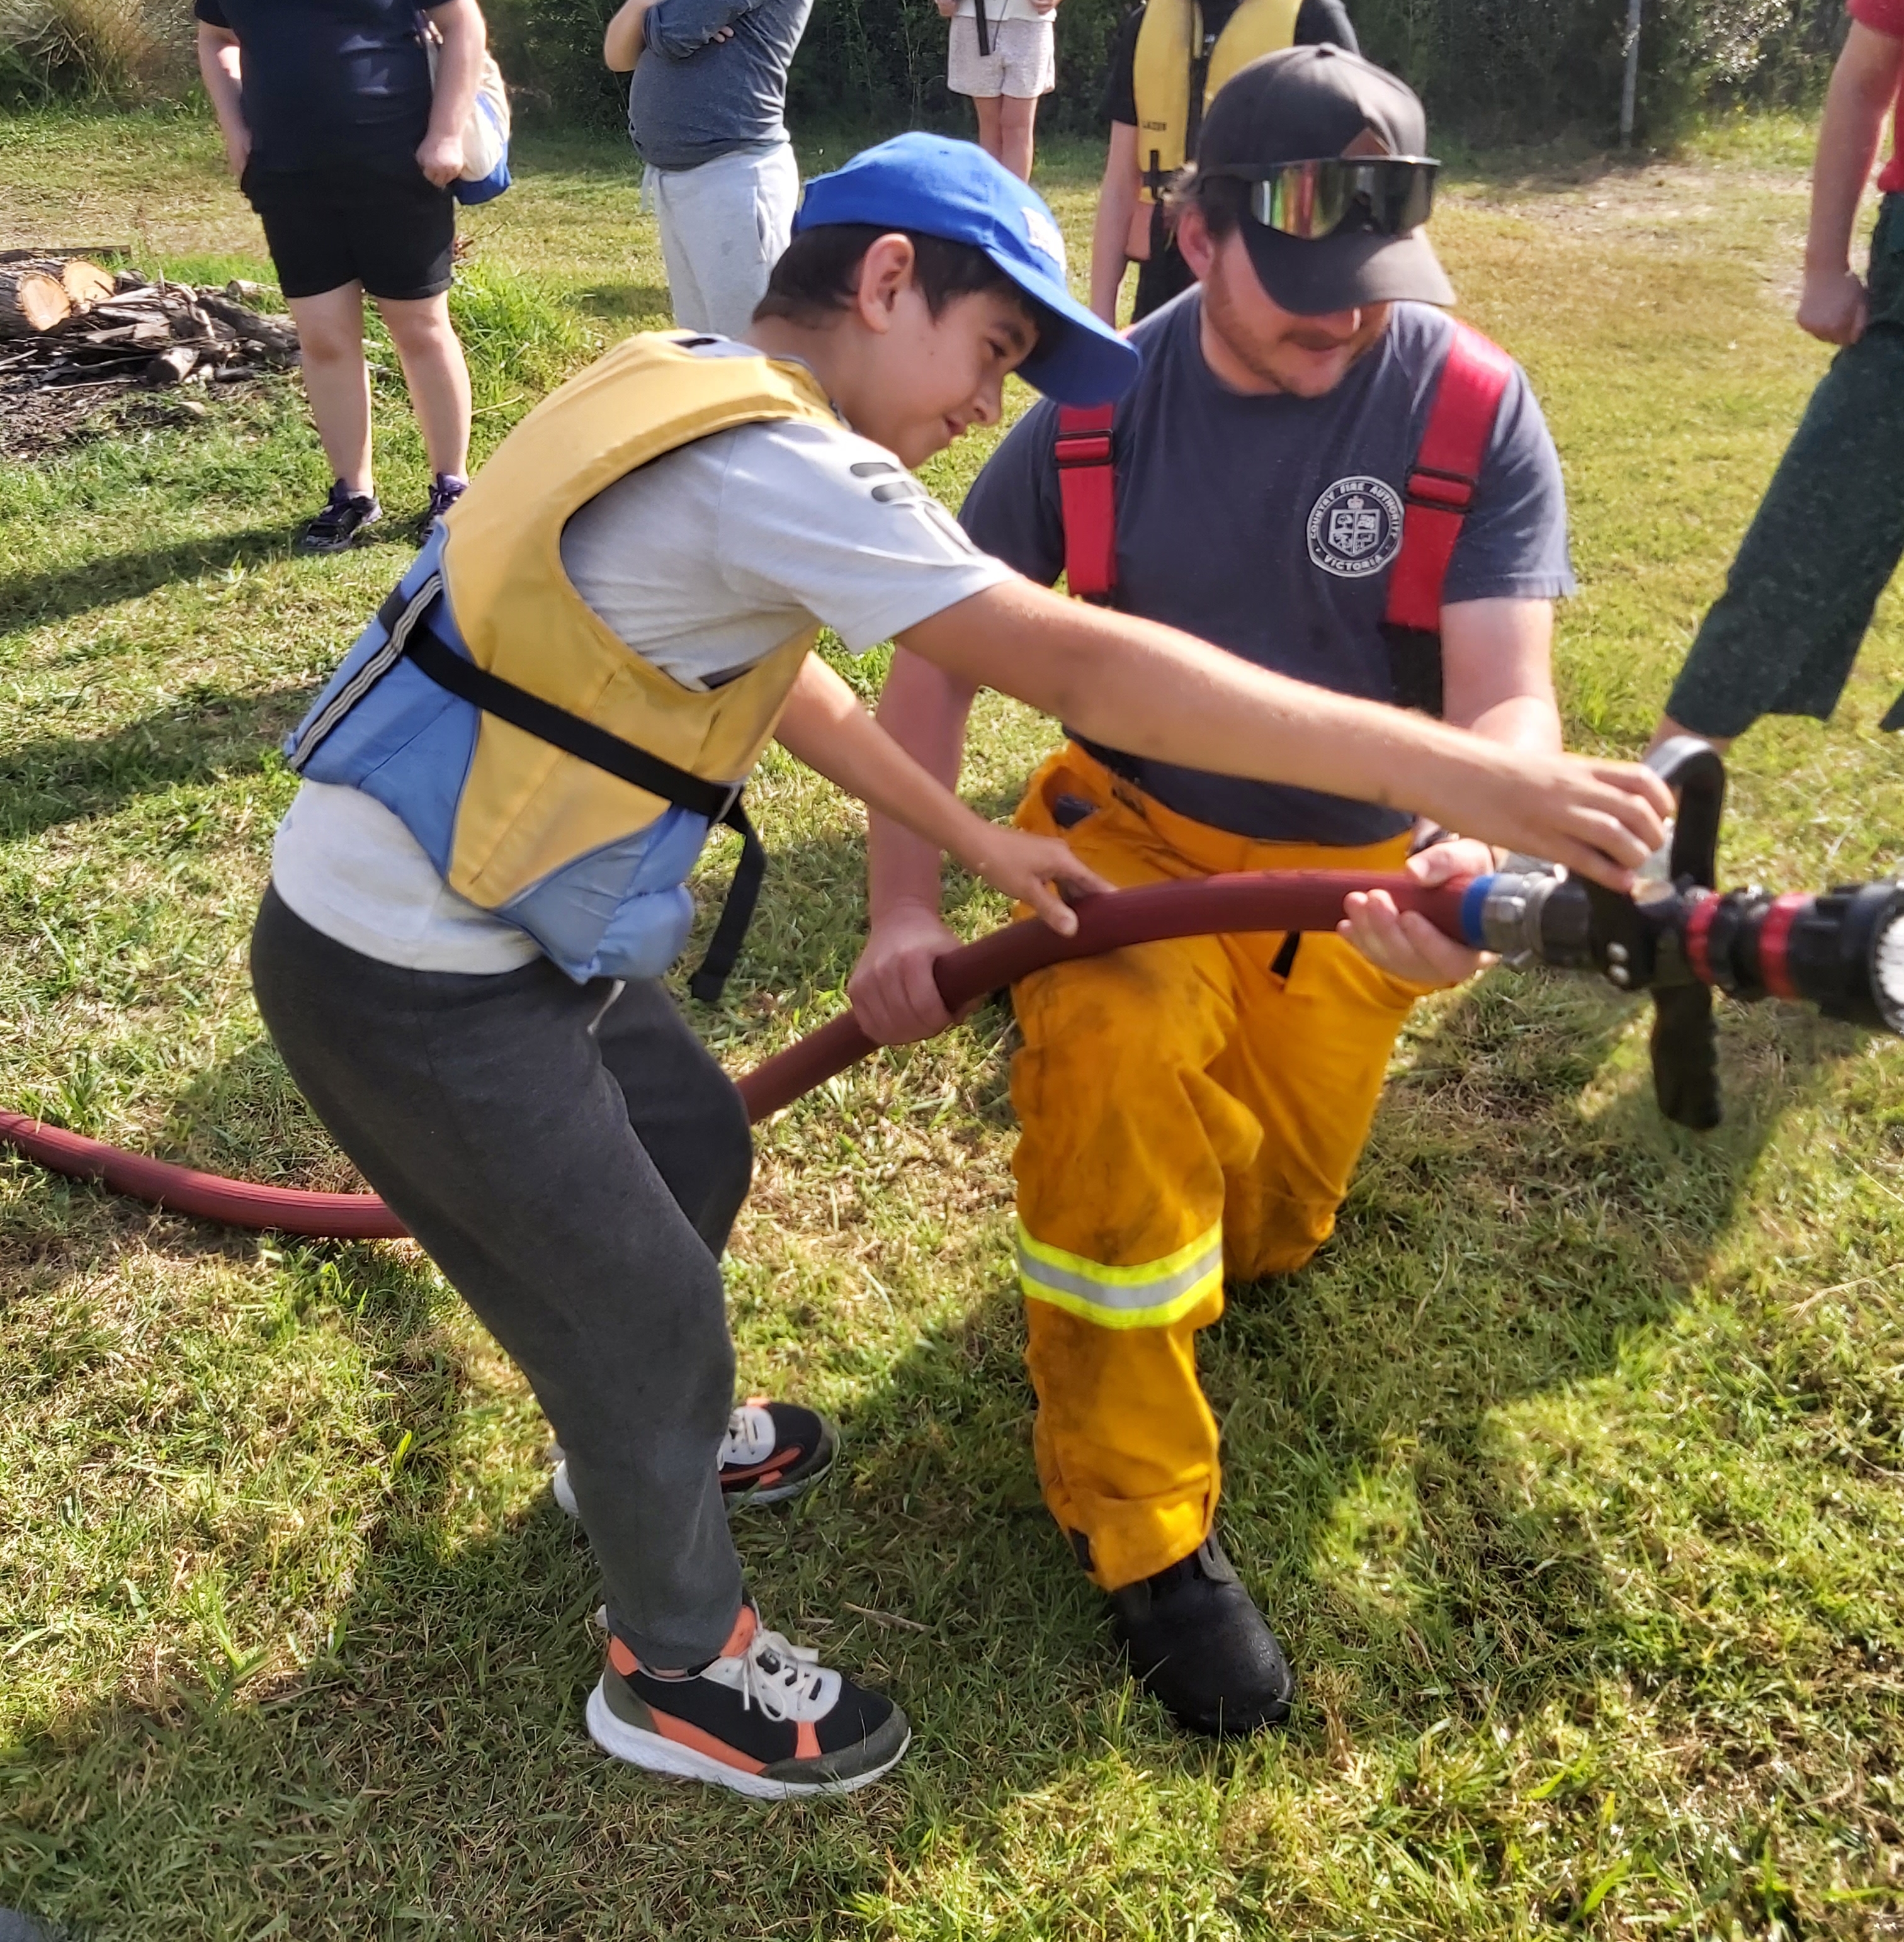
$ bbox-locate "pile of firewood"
[0,251,300,390]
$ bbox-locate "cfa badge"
[1306,475,1404,580]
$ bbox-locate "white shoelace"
[719,1403,778,1470]
[703,1618,841,1722]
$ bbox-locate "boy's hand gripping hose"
[1,741,1898,1238]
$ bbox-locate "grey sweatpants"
[250,885,751,1667]
[647,142,799,340]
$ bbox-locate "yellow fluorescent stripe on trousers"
[1015,1217,1224,1329]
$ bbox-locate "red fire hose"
[0,870,1465,1241]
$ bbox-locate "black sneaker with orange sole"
[587,1604,910,1798]
[552,1398,837,1518]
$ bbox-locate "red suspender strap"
[1383,321,1516,635]
[1055,402,1119,603]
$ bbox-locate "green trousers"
[1665,194,1904,739]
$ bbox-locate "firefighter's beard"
[1199,245,1390,398]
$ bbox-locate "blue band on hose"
[1459,874,1496,949]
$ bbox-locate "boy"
[251,134,1671,1799]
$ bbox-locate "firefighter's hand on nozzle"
[1340,837,1496,988]
[1466,753,1671,894]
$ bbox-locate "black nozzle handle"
[1650,980,1722,1130]
[1644,737,1726,890]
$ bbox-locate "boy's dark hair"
[754,223,1048,340]
[1162,164,1249,243]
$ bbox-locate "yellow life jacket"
[1130,0,1303,199]
[288,333,842,986]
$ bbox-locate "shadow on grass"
[0,524,309,636]
[570,282,676,328]
[0,880,1868,1933]
[0,684,312,842]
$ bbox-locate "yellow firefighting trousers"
[1011,744,1431,1591]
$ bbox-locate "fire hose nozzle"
[1810,881,1904,1034]
[1688,878,1904,1033]
[1461,865,1590,967]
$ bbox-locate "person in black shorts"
[1088,0,1356,324]
[195,0,488,550]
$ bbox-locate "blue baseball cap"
[792,133,1140,408]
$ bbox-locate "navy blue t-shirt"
[628,0,813,170]
[959,294,1575,845]
[195,0,441,173]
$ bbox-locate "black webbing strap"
[1378,621,1446,716]
[376,582,765,1002]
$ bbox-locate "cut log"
[59,260,117,310]
[196,292,300,358]
[0,268,72,337]
[144,346,200,385]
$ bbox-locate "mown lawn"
[4,104,1904,1941]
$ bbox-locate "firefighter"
[851,50,1587,1737]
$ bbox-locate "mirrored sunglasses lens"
[1250,162,1351,239]
[1368,162,1436,232]
[1249,161,1436,239]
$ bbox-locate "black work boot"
[1108,1534,1294,1737]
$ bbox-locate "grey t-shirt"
[628,0,811,171]
[959,293,1577,845]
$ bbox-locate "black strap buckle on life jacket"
[1052,318,1516,720]
[371,577,764,1003]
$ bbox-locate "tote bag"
[424,25,513,205]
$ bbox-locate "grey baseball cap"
[1194,45,1456,316]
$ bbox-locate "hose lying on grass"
[0,870,1465,1242]
[5,744,1901,1238]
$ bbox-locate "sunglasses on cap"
[1199,156,1439,241]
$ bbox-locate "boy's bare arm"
[1799,18,1904,345]
[775,655,1111,934]
[898,578,1670,883]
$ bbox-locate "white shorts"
[948,13,1055,98]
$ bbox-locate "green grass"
[4,106,1904,1941]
